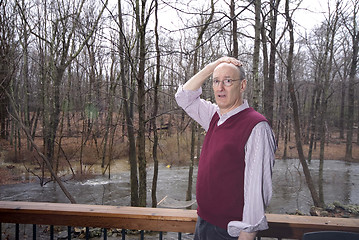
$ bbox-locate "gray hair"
[238,65,246,81]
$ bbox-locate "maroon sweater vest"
[196,107,267,229]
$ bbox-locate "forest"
[0,0,358,209]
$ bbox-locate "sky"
[295,0,339,31]
[154,0,342,35]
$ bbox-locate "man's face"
[212,63,246,115]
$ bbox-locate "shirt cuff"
[227,215,269,237]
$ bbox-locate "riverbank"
[0,132,358,186]
[275,135,359,162]
[309,201,359,218]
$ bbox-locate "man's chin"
[217,104,229,112]
[215,99,226,106]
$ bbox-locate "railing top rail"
[263,213,359,239]
[0,201,198,233]
[1,201,359,239]
[0,201,197,220]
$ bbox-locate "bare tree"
[264,0,281,126]
[17,0,107,170]
[230,0,239,58]
[134,0,156,207]
[343,0,359,160]
[285,0,322,207]
[5,91,76,203]
[118,0,139,207]
[151,0,161,208]
[0,0,16,140]
[317,3,340,203]
[252,0,261,110]
[186,0,214,203]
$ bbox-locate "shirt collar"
[216,100,249,126]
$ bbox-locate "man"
[175,56,276,240]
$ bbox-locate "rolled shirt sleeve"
[228,121,276,236]
[175,85,217,131]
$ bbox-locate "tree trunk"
[318,99,327,204]
[21,0,31,150]
[46,68,65,170]
[264,0,280,126]
[0,45,10,140]
[357,98,359,145]
[230,0,238,58]
[282,95,289,159]
[345,24,359,159]
[6,90,76,203]
[339,78,346,139]
[252,0,261,110]
[318,5,338,204]
[102,55,117,177]
[0,0,15,141]
[285,0,321,207]
[118,0,139,207]
[186,122,196,202]
[308,85,320,163]
[261,18,269,113]
[135,0,149,207]
[151,0,160,208]
[275,65,284,143]
[186,0,214,203]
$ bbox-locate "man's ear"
[240,79,247,92]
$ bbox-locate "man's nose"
[217,81,225,90]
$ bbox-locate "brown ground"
[275,133,359,161]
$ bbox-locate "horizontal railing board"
[0,201,197,233]
[262,214,359,239]
[1,201,359,239]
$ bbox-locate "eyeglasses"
[212,79,240,87]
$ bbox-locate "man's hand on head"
[183,56,243,91]
[216,56,243,67]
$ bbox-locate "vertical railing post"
[85,227,89,240]
[67,226,71,240]
[33,224,36,240]
[103,228,107,240]
[159,231,163,240]
[50,225,54,240]
[15,223,19,240]
[140,230,144,240]
[121,229,126,240]
[178,232,182,240]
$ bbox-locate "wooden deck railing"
[1,201,359,239]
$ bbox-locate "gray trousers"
[194,216,238,240]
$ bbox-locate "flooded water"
[1,159,358,214]
[268,159,359,214]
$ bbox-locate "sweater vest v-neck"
[196,107,267,230]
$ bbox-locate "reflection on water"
[0,159,358,215]
[268,159,359,214]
